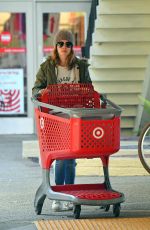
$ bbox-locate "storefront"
[0,0,91,134]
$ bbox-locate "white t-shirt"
[56,66,79,84]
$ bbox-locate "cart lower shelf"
[50,183,124,218]
[52,183,121,201]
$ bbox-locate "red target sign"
[0,31,12,45]
[93,127,104,139]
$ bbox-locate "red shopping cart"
[32,83,125,219]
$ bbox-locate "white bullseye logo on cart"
[40,117,44,129]
[93,127,104,139]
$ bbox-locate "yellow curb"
[35,217,150,230]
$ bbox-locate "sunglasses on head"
[56,41,73,48]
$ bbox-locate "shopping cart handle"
[31,96,122,119]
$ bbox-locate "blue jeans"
[55,159,76,185]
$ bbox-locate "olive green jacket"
[32,56,92,97]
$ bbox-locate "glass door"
[36,1,91,68]
[0,13,26,115]
[0,2,34,134]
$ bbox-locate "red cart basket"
[32,83,125,219]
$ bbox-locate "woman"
[32,29,92,212]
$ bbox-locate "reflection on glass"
[0,13,27,116]
[42,12,85,59]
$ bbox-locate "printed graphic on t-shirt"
[57,76,76,83]
[56,66,77,84]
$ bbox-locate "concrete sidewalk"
[0,135,150,230]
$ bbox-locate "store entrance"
[0,0,91,134]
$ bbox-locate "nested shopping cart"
[32,83,125,219]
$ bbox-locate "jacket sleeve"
[84,63,92,83]
[81,59,92,83]
[77,57,92,83]
[32,66,47,97]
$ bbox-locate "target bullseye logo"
[93,127,104,139]
[40,117,44,129]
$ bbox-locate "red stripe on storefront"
[0,47,81,53]
[0,48,26,53]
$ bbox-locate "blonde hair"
[51,45,76,70]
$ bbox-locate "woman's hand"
[38,89,45,95]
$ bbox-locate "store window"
[0,13,27,116]
[43,12,85,59]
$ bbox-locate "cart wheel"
[113,203,121,217]
[73,205,81,219]
[104,205,110,212]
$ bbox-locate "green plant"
[139,96,150,114]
